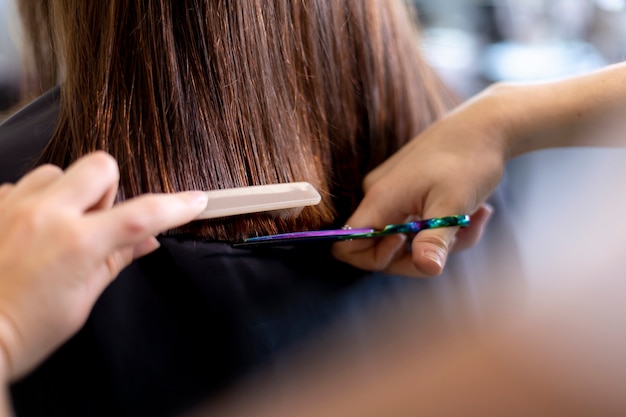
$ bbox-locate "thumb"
[410,228,455,277]
[410,204,494,276]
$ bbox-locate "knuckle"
[120,214,151,236]
[88,152,119,180]
[37,164,63,176]
[65,223,97,254]
[365,180,391,202]
[22,164,63,183]
[362,171,377,191]
[15,202,49,232]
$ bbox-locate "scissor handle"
[345,214,471,240]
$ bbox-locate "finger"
[331,179,417,269]
[332,233,407,271]
[132,236,161,259]
[449,204,493,253]
[86,176,119,213]
[72,246,137,305]
[11,164,63,198]
[102,247,135,287]
[88,191,208,254]
[346,180,416,230]
[409,228,455,276]
[410,204,493,276]
[82,193,206,295]
[383,251,432,278]
[45,151,120,210]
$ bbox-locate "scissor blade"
[231,227,374,248]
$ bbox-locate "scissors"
[232,214,470,248]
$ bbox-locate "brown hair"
[17,0,457,241]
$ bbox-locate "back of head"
[17,0,457,241]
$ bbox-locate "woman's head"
[17,0,456,241]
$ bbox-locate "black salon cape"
[0,88,525,417]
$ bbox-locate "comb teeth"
[194,182,321,220]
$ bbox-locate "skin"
[332,61,626,277]
[0,151,207,415]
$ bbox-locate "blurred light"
[421,28,480,70]
[594,0,626,12]
[481,40,606,82]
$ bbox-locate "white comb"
[194,181,321,220]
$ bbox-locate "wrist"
[480,63,626,158]
[476,82,530,161]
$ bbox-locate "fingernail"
[423,250,444,269]
[184,191,208,208]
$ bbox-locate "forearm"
[480,61,626,159]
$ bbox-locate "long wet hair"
[16,0,457,241]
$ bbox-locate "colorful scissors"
[232,214,470,248]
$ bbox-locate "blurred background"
[409,0,626,288]
[413,0,625,97]
[0,0,20,116]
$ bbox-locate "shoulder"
[0,87,60,183]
